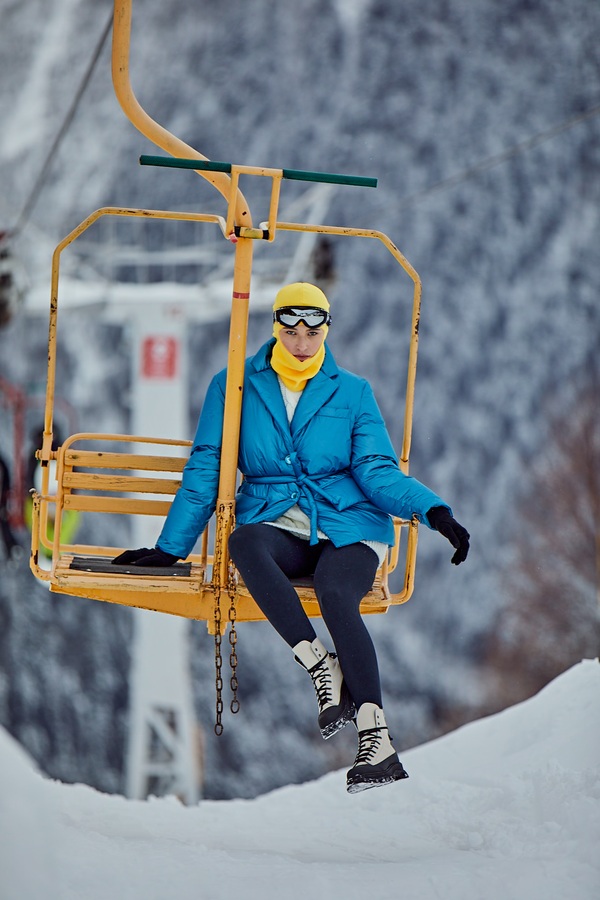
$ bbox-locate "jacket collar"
[248,340,340,439]
[291,352,339,436]
[247,341,290,441]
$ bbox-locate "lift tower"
[120,299,200,803]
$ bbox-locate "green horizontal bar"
[140,155,231,173]
[282,168,377,188]
[140,155,377,188]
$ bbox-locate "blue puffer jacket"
[158,340,449,558]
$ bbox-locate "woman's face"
[278,322,326,362]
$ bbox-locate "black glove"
[112,547,180,567]
[426,506,470,565]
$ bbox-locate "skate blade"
[346,768,409,794]
[320,708,356,740]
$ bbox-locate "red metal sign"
[141,336,179,379]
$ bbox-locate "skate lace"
[353,727,385,766]
[310,656,334,711]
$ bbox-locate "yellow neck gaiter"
[270,325,327,391]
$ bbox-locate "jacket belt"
[244,453,334,544]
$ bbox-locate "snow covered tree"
[484,364,600,706]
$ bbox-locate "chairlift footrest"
[69,555,193,577]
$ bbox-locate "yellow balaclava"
[271,283,330,391]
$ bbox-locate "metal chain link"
[213,594,224,736]
[212,514,225,736]
[212,504,240,733]
[228,561,240,714]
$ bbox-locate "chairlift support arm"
[112,0,251,229]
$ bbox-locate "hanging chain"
[228,560,240,714]
[212,503,240,734]
[212,514,225,736]
[213,589,224,736]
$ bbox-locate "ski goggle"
[273,307,331,328]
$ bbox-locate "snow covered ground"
[1,659,598,900]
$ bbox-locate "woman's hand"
[426,506,470,565]
[112,547,180,566]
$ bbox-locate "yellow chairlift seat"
[30,430,418,634]
[28,203,423,637]
[29,202,422,635]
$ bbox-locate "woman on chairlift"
[114,282,469,794]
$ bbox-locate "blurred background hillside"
[0,0,598,799]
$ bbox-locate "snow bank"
[1,660,598,900]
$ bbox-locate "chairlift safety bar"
[139,155,378,188]
[140,155,377,242]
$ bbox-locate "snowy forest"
[0,0,598,801]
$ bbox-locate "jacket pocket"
[307,410,352,469]
[234,492,270,521]
[316,473,368,511]
[314,407,351,420]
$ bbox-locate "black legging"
[228,523,382,708]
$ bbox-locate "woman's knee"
[317,584,360,624]
[228,522,271,563]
